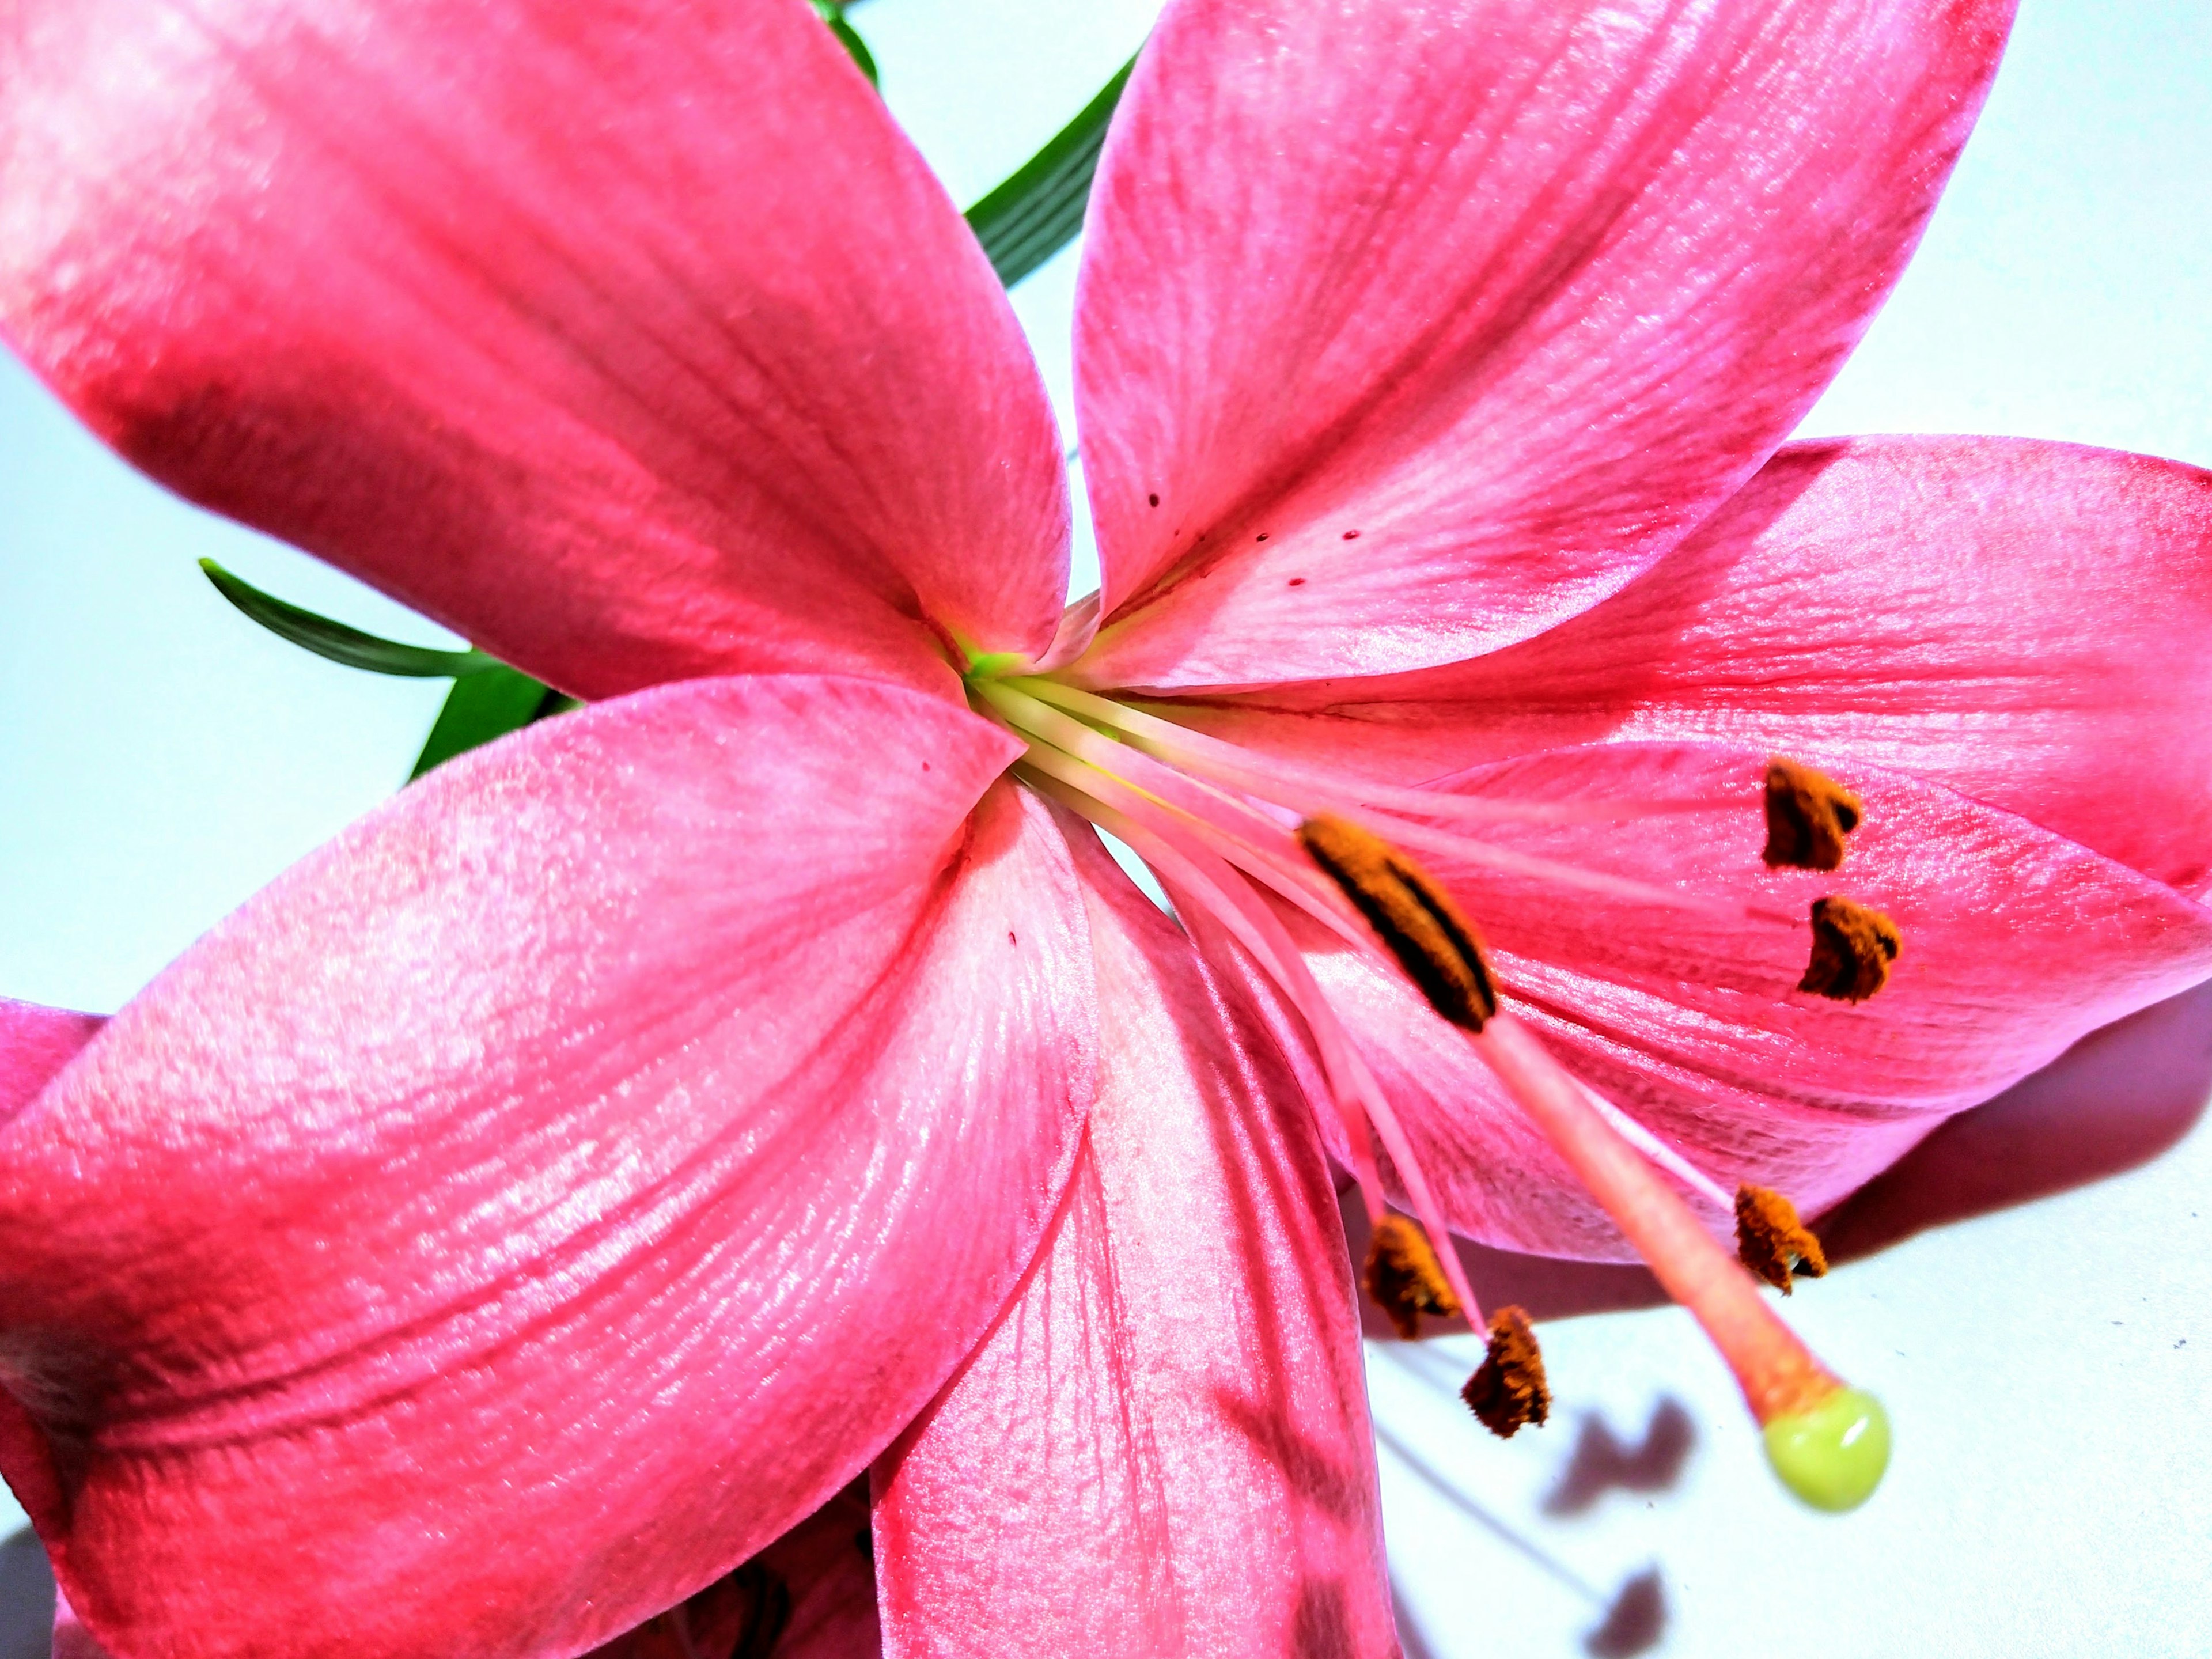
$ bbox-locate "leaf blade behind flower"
[409,668,573,781]
[966,56,1134,286]
[199,558,494,679]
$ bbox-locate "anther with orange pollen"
[1362,1212,1464,1340]
[1462,1306,1550,1438]
[967,668,1899,1510]
[1297,811,1892,1512]
[1763,756,1863,873]
[1802,896,1903,1002]
[1736,1183,1830,1293]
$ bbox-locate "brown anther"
[1362,1213,1463,1339]
[1734,1183,1830,1293]
[1461,1306,1550,1438]
[1763,757,1863,873]
[1298,815,1498,1031]
[1799,896,1901,1002]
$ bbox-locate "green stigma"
[1762,1387,1891,1512]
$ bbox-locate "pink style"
[6,1,2212,1657]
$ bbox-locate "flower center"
[964,664,1899,1512]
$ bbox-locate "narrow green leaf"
[409,666,572,781]
[809,0,878,85]
[966,56,1135,287]
[200,558,495,679]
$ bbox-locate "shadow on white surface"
[1539,1400,1696,1520]
[1377,1416,1669,1657]
[1399,978,2212,1326]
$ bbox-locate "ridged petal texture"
[0,676,1096,1659]
[871,822,1396,1658]
[1070,0,2013,690]
[1231,744,2212,1258]
[0,0,1070,699]
[1181,438,2212,898]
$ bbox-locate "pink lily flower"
[5,0,2212,1654]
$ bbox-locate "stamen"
[1003,678,1802,933]
[1363,1213,1463,1339]
[1025,775,1488,1334]
[1762,758,1863,872]
[1471,1012,1889,1510]
[1734,1184,1830,1294]
[1461,1306,1550,1438]
[1014,764,1387,1200]
[1581,1082,1734,1211]
[1297,815,1497,1031]
[980,677,1891,1503]
[1013,676,1746,828]
[1800,897,1902,1003]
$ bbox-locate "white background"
[3,1,2209,1654]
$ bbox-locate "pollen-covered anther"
[1735,1184,1830,1293]
[1362,1213,1463,1339]
[1297,814,1498,1031]
[1763,757,1863,872]
[1461,1306,1550,1438]
[1799,896,1901,1003]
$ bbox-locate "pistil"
[968,666,1897,1510]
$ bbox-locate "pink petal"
[871,820,1394,1658]
[1237,744,2212,1259]
[1070,0,2012,691]
[588,1484,878,1659]
[54,1587,114,1659]
[0,0,1067,699]
[0,675,1093,1659]
[0,997,103,1123]
[1199,438,2212,897]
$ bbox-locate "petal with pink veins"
[0,0,1069,701]
[872,820,1394,1659]
[1181,438,2212,897]
[1070,0,2012,691]
[0,675,1093,1659]
[1228,744,2212,1259]
[0,997,104,1123]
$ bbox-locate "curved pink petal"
[871,821,1393,1658]
[0,997,103,1123]
[1182,438,2212,896]
[0,0,1068,700]
[1228,744,2212,1259]
[0,675,1093,1659]
[1070,0,2012,691]
[590,1484,878,1659]
[53,1587,113,1659]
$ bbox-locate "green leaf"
[409,667,573,781]
[966,55,1135,287]
[200,558,495,679]
[809,0,878,85]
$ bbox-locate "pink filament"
[1471,1014,1836,1423]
